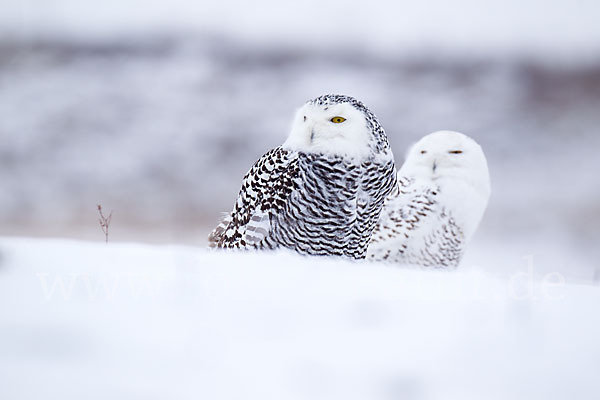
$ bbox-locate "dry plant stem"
[97,204,113,243]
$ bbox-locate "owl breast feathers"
[209,146,396,259]
[367,177,465,267]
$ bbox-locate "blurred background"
[1,0,599,280]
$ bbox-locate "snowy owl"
[208,94,397,259]
[367,131,491,267]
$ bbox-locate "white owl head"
[283,94,390,160]
[401,130,491,199]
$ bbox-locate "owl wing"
[208,147,299,249]
[349,157,398,258]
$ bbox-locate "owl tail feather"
[207,213,232,248]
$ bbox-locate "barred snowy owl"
[208,94,396,259]
[367,131,490,267]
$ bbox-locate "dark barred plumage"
[209,147,396,259]
[367,177,465,267]
[208,94,396,259]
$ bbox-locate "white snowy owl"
[367,131,491,267]
[209,94,397,259]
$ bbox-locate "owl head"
[401,130,491,198]
[283,94,391,160]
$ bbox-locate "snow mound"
[0,237,599,399]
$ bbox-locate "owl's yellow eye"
[330,116,346,123]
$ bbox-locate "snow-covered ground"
[0,237,599,400]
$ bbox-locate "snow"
[1,237,599,399]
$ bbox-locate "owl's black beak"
[432,160,437,173]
